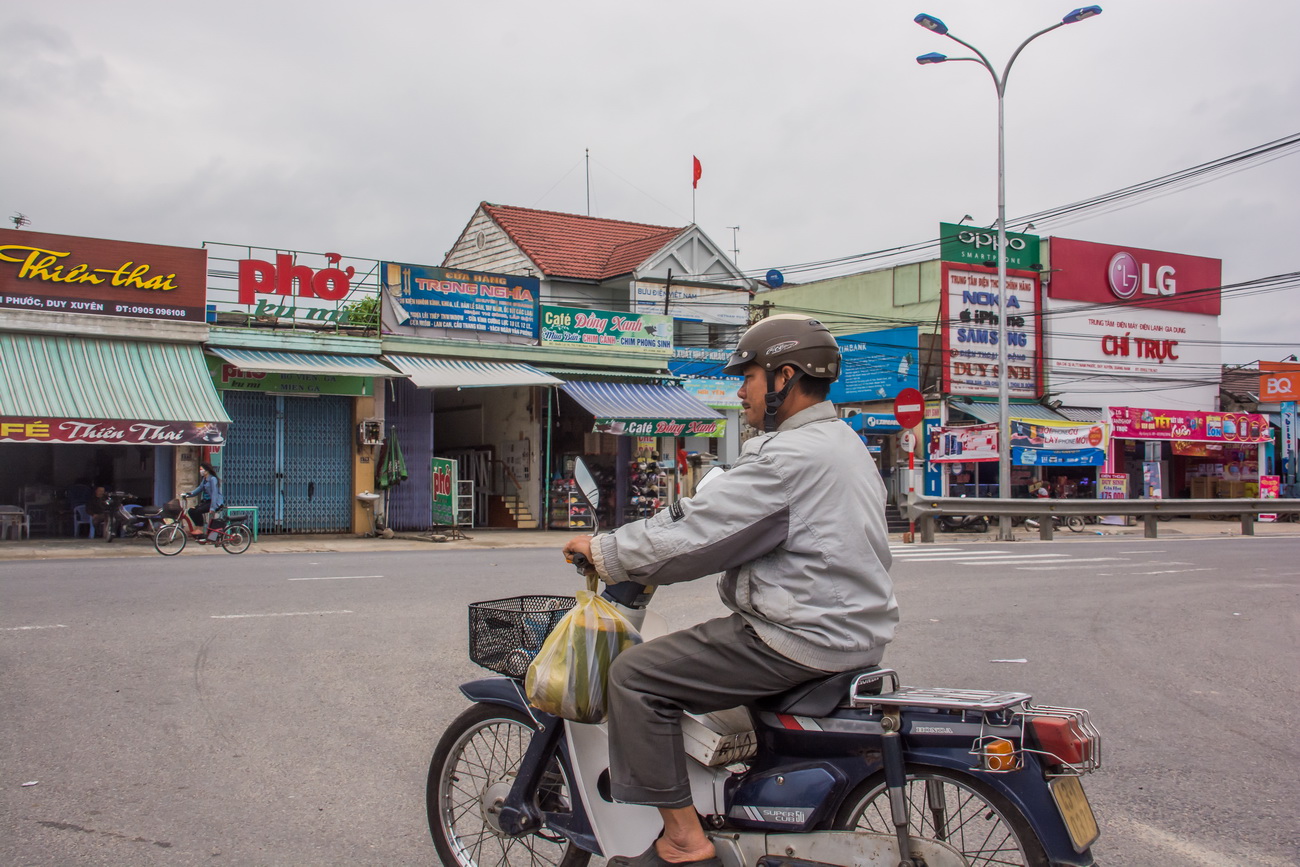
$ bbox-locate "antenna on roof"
[585,149,591,216]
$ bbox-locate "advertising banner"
[923,419,943,496]
[206,356,372,396]
[594,418,727,438]
[383,263,538,337]
[1098,473,1128,499]
[1012,447,1105,467]
[1009,418,1109,451]
[828,326,921,403]
[1259,362,1300,402]
[0,416,227,446]
[632,280,749,326]
[1142,461,1164,499]
[680,378,742,409]
[0,228,208,322]
[941,264,1040,398]
[1259,474,1280,522]
[927,424,998,463]
[845,413,904,434]
[541,305,672,354]
[938,222,1040,270]
[431,457,459,526]
[1047,237,1222,316]
[1108,407,1270,444]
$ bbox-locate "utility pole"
[585,149,590,216]
[726,226,740,269]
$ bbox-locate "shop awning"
[0,334,230,444]
[561,381,722,420]
[210,347,398,377]
[1057,406,1105,423]
[384,355,562,389]
[950,400,1070,424]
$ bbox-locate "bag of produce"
[525,579,642,724]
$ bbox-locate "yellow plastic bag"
[525,582,642,724]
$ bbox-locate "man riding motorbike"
[563,315,897,867]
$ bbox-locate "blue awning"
[561,381,722,420]
[950,400,1071,424]
[210,348,397,377]
[384,356,562,389]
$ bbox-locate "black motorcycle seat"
[750,667,882,718]
[134,506,164,517]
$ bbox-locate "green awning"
[1,335,230,443]
[211,347,398,377]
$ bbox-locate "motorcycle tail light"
[1027,716,1090,766]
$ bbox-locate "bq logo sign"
[1260,362,1300,401]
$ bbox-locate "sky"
[2,0,1297,366]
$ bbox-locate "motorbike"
[936,513,989,533]
[103,491,170,541]
[426,462,1103,866]
[1024,515,1085,533]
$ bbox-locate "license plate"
[1049,775,1099,852]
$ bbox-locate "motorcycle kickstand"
[881,709,923,867]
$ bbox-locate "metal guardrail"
[904,495,1300,542]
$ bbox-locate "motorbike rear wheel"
[153,524,187,556]
[835,765,1049,867]
[428,703,590,867]
[221,525,252,554]
[1065,515,1085,533]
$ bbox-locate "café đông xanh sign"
[0,229,208,323]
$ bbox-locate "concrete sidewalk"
[0,517,1296,561]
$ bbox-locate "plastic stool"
[224,506,259,541]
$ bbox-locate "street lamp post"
[915,6,1102,540]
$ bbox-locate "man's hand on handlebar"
[562,534,596,576]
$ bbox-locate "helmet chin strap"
[763,367,804,433]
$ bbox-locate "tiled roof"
[482,203,687,281]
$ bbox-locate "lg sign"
[1048,237,1221,316]
[1107,251,1176,300]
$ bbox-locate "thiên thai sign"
[0,416,228,446]
[384,263,539,337]
[0,229,208,322]
[939,222,1041,271]
[1108,407,1270,443]
[541,305,672,354]
[205,357,372,396]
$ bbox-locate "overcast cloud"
[2,0,1297,364]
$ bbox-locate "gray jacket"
[591,402,897,671]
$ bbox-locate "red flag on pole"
[692,156,702,189]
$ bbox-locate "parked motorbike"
[1024,514,1086,533]
[426,462,1103,866]
[103,491,170,541]
[936,512,990,532]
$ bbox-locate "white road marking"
[902,553,1071,563]
[0,624,68,631]
[1109,815,1294,867]
[1118,549,1166,554]
[1127,568,1214,576]
[287,575,383,581]
[211,610,354,619]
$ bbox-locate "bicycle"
[153,496,252,556]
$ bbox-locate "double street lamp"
[915,7,1102,540]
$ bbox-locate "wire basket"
[468,595,576,678]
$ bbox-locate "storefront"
[547,380,723,528]
[204,346,396,533]
[1107,406,1271,499]
[0,229,225,534]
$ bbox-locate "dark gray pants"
[606,614,827,808]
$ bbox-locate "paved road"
[1,537,1296,865]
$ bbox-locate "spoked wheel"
[221,525,252,554]
[428,703,590,867]
[835,766,1049,867]
[153,523,187,556]
[1065,515,1085,533]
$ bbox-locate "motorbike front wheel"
[1065,515,1085,533]
[835,765,1049,867]
[153,524,187,556]
[221,526,252,554]
[428,703,590,867]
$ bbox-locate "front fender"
[458,677,535,718]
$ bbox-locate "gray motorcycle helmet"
[723,315,841,431]
[722,314,841,379]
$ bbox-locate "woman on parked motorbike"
[182,462,224,537]
[563,316,897,867]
